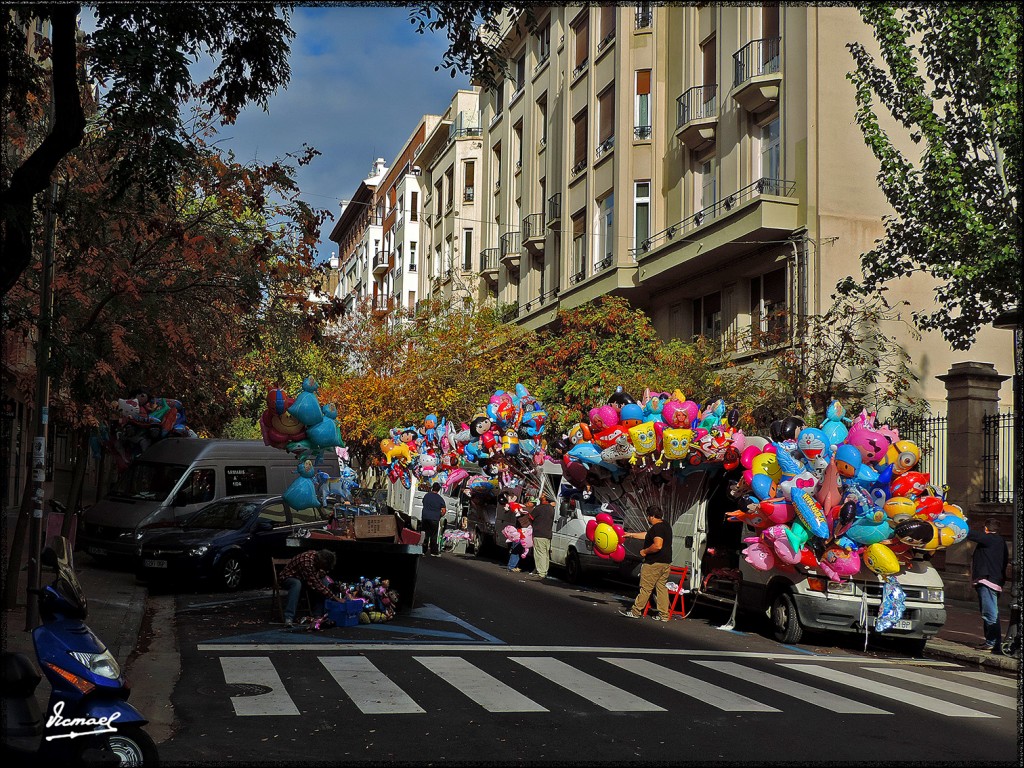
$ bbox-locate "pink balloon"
[741,445,762,470]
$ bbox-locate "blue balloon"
[567,442,602,465]
[620,403,644,423]
[288,377,324,427]
[750,473,777,501]
[284,474,321,510]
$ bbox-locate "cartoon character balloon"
[585,512,626,562]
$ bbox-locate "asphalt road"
[151,551,1020,766]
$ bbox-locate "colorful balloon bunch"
[735,404,969,595]
[104,393,195,470]
[259,377,350,511]
[380,383,552,499]
[554,387,748,532]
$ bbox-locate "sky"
[81,5,472,263]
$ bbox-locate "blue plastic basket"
[325,598,365,627]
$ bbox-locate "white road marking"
[219,657,299,716]
[694,661,890,714]
[511,656,665,711]
[416,657,547,713]
[778,664,998,718]
[320,656,425,714]
[949,670,1018,689]
[861,667,1018,710]
[608,658,779,712]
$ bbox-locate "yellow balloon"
[883,496,917,523]
[751,453,782,482]
[863,542,900,576]
[662,428,694,460]
[593,522,619,555]
[628,422,658,455]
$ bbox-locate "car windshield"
[109,461,188,501]
[184,501,260,530]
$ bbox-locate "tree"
[843,5,1020,350]
[1,4,296,295]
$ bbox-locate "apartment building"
[328,158,388,314]
[456,3,1012,411]
[413,90,486,309]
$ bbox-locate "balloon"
[742,537,775,570]
[567,423,593,445]
[880,439,921,474]
[585,512,626,561]
[589,405,620,432]
[619,403,645,429]
[283,459,322,510]
[890,472,930,500]
[627,422,658,456]
[288,377,324,427]
[662,428,695,461]
[883,496,917,524]
[834,444,862,478]
[751,452,782,482]
[846,410,898,464]
[306,404,342,449]
[862,542,901,576]
[601,435,635,463]
[594,425,630,449]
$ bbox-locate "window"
[409,242,417,271]
[463,229,473,270]
[760,117,781,181]
[634,182,650,251]
[572,211,586,277]
[598,6,616,50]
[515,53,526,94]
[572,110,588,173]
[762,4,781,70]
[225,466,267,496]
[179,468,216,505]
[445,166,455,210]
[635,1,653,29]
[410,191,419,221]
[698,157,717,216]
[492,142,502,190]
[702,36,716,88]
[598,193,614,264]
[433,244,441,279]
[291,504,324,525]
[443,235,453,272]
[464,161,475,202]
[257,501,288,527]
[537,94,548,146]
[692,292,722,341]
[635,70,651,138]
[572,13,589,75]
[514,120,523,170]
[535,22,551,67]
[492,81,504,119]
[750,266,788,343]
[598,86,615,154]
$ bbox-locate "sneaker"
[284,620,294,628]
[619,609,642,619]
[509,567,522,573]
[651,614,670,622]
[974,642,996,651]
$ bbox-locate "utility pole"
[26,179,58,630]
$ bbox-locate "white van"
[670,463,946,653]
[79,439,340,561]
[386,479,460,530]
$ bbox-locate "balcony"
[547,193,561,227]
[371,250,389,276]
[494,179,501,194]
[533,52,549,75]
[634,125,652,140]
[395,265,403,280]
[595,136,615,160]
[371,295,392,316]
[408,262,417,273]
[522,213,545,251]
[571,59,588,79]
[676,84,719,150]
[732,37,782,114]
[635,8,652,29]
[593,254,614,274]
[571,159,587,177]
[597,28,615,54]
[568,266,587,285]
[480,248,500,283]
[500,231,521,270]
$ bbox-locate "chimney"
[329,251,339,270]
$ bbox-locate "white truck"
[386,478,460,531]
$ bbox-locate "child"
[502,515,534,572]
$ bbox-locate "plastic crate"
[325,598,365,627]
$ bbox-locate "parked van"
[385,478,460,530]
[79,439,339,561]
[670,460,946,653]
[463,461,563,556]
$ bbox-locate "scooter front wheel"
[77,725,159,767]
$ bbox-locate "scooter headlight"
[69,648,121,680]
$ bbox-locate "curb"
[924,638,1020,672]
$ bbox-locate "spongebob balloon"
[661,428,694,461]
[628,422,658,464]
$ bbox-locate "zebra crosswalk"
[215,652,1015,719]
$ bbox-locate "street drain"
[197,683,273,697]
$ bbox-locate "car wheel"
[565,550,583,584]
[770,592,803,644]
[472,528,487,557]
[219,554,244,591]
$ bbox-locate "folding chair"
[271,557,312,621]
[643,565,690,620]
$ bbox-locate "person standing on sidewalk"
[420,483,447,557]
[967,517,1010,654]
[529,492,556,579]
[620,505,673,621]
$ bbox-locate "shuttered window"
[600,6,615,41]
[573,111,588,166]
[599,87,615,143]
[573,15,589,68]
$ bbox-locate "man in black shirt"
[620,505,674,621]
[420,483,447,557]
[966,517,1010,653]
[529,492,556,579]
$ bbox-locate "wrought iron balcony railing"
[733,36,781,87]
[676,84,718,128]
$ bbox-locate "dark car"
[135,495,330,591]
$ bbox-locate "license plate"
[143,559,167,569]
[87,546,107,556]
[874,618,913,631]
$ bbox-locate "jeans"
[422,518,441,555]
[631,562,672,615]
[508,542,525,570]
[976,583,1002,647]
[283,577,327,623]
[533,537,552,577]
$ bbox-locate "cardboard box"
[353,515,398,541]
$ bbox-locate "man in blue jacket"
[967,518,1010,654]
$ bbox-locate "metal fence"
[982,412,1016,503]
[888,411,948,490]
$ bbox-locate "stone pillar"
[938,362,1010,599]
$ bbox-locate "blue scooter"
[2,536,158,766]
